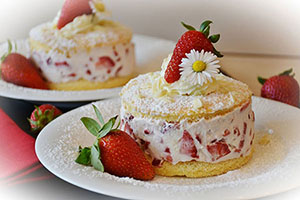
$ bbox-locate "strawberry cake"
[29,0,135,90]
[120,21,255,177]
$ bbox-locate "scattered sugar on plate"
[39,97,300,197]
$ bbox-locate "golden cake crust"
[120,73,253,122]
[48,74,135,91]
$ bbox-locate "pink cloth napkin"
[0,108,53,185]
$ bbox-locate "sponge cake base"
[153,149,253,178]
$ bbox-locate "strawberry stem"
[202,25,210,38]
[1,40,13,62]
[258,76,267,85]
[278,68,293,76]
[200,20,212,32]
[213,46,223,57]
[209,34,220,43]
[181,22,196,31]
[180,20,223,57]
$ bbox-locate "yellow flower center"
[192,61,206,72]
[94,2,106,12]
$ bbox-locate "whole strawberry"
[164,21,223,83]
[76,105,155,181]
[258,69,299,107]
[1,40,48,90]
[99,130,155,180]
[28,104,62,132]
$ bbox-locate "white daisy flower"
[179,49,220,86]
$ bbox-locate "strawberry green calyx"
[181,21,223,57]
[278,68,295,77]
[258,68,295,85]
[76,104,119,172]
[28,106,56,132]
[257,76,267,85]
[1,40,17,63]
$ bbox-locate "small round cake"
[29,0,135,90]
[120,21,255,177]
[120,72,255,177]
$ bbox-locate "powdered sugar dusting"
[37,97,300,198]
[120,73,252,121]
[29,22,132,54]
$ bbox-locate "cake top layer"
[120,21,252,121]
[29,0,132,54]
[120,71,252,121]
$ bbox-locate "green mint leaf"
[181,22,196,31]
[97,115,118,138]
[115,119,121,130]
[257,76,267,85]
[92,104,104,125]
[81,117,101,136]
[279,68,293,76]
[110,115,118,128]
[97,120,113,139]
[75,146,91,165]
[200,20,212,32]
[91,143,104,172]
[209,34,220,43]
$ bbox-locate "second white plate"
[0,35,175,102]
[36,97,300,200]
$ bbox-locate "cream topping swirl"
[151,54,229,99]
[53,0,112,37]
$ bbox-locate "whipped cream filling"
[120,101,255,165]
[31,42,135,83]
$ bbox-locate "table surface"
[1,96,300,200]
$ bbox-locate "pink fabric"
[0,108,39,179]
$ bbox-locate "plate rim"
[35,96,300,200]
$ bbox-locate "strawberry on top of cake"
[29,0,135,90]
[120,21,255,178]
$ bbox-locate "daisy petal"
[179,48,221,86]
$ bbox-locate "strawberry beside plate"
[0,35,175,103]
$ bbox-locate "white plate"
[36,97,300,200]
[0,35,175,102]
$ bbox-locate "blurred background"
[1,0,300,55]
[0,0,300,95]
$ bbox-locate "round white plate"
[36,97,300,200]
[0,35,175,102]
